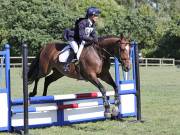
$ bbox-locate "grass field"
[1,66,180,135]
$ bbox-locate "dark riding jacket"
[63,18,98,44]
[74,18,98,44]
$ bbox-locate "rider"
[69,6,101,62]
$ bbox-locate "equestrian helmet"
[86,7,101,17]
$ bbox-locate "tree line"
[0,0,179,59]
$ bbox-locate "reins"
[102,48,113,57]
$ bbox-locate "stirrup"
[71,59,78,63]
[64,64,70,72]
[71,59,79,65]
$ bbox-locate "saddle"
[58,45,76,63]
[58,45,83,79]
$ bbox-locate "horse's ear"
[128,33,131,40]
[127,33,132,44]
[120,33,124,39]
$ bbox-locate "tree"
[0,0,179,58]
[154,20,180,59]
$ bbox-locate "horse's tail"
[28,52,41,84]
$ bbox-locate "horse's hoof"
[114,99,120,105]
[29,92,35,97]
[104,112,112,119]
[111,106,119,117]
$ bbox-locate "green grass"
[1,66,180,135]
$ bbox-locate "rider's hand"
[93,38,98,44]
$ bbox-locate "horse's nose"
[125,64,131,72]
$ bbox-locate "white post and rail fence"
[1,57,179,67]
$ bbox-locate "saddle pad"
[59,45,71,62]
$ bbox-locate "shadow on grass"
[68,123,105,132]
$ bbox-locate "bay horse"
[28,34,131,118]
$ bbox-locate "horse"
[28,34,131,118]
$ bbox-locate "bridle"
[101,40,131,64]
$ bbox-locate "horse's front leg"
[99,71,120,117]
[29,78,40,97]
[88,74,111,119]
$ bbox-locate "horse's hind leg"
[29,78,40,97]
[43,69,64,96]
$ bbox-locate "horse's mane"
[91,35,119,60]
[98,35,119,41]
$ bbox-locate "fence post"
[145,59,147,68]
[22,44,29,135]
[134,43,141,121]
[4,44,12,132]
[173,59,175,66]
[160,59,162,67]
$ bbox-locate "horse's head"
[116,34,131,72]
[98,34,131,72]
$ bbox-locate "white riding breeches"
[77,41,85,60]
[69,41,85,60]
[69,41,79,54]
